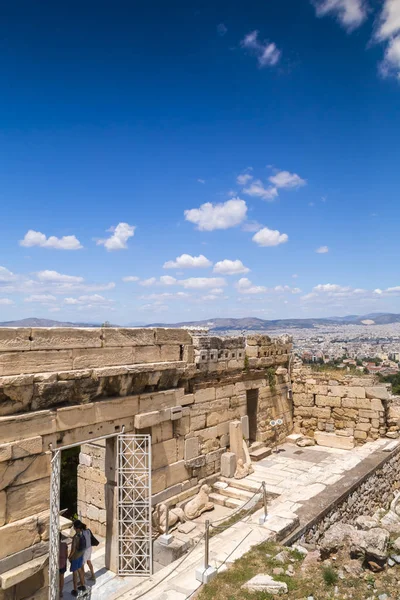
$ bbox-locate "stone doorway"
[246,389,259,443]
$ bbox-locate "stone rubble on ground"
[241,574,288,594]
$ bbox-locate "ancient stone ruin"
[1,327,399,599]
[0,327,292,599]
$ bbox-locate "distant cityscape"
[273,322,400,376]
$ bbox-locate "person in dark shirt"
[69,523,86,597]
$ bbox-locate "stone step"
[219,476,262,494]
[286,433,303,444]
[249,446,272,461]
[218,486,255,502]
[209,492,243,509]
[249,441,265,451]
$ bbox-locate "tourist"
[73,520,96,583]
[59,533,68,598]
[69,522,86,597]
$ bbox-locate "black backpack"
[77,533,86,553]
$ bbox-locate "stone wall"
[292,367,393,443]
[297,444,400,545]
[0,328,292,599]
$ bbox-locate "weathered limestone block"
[0,490,5,526]
[160,345,181,362]
[316,395,341,408]
[155,328,192,344]
[185,437,199,461]
[371,398,384,411]
[30,328,102,350]
[95,395,140,423]
[77,465,107,484]
[139,390,179,413]
[0,383,34,417]
[152,439,177,470]
[328,386,346,398]
[216,384,234,399]
[181,393,194,406]
[134,345,161,364]
[103,328,156,347]
[241,415,249,440]
[56,403,97,431]
[152,468,167,495]
[314,431,355,449]
[341,398,358,409]
[0,329,31,352]
[194,388,216,403]
[0,554,48,590]
[0,515,41,560]
[11,436,43,460]
[165,461,191,487]
[190,415,206,431]
[0,350,73,377]
[152,421,174,443]
[72,347,133,370]
[354,430,368,440]
[229,421,244,462]
[31,379,76,411]
[134,410,161,429]
[357,422,372,432]
[0,454,50,491]
[217,421,230,437]
[293,393,315,407]
[345,387,366,399]
[6,477,50,523]
[221,452,236,478]
[365,387,389,400]
[0,411,56,445]
[356,398,372,410]
[206,411,229,427]
[0,445,12,463]
[84,479,106,509]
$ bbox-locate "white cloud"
[242,220,263,232]
[97,222,136,251]
[380,35,400,79]
[252,227,288,247]
[316,245,329,253]
[213,259,250,275]
[36,270,84,283]
[184,198,247,231]
[237,173,253,185]
[159,276,178,286]
[139,277,157,287]
[64,294,113,306]
[197,178,206,184]
[24,294,57,303]
[180,277,226,290]
[241,31,281,67]
[274,285,302,294]
[314,283,349,292]
[209,288,224,294]
[217,23,228,36]
[0,298,14,305]
[122,276,140,282]
[140,292,190,300]
[236,278,267,294]
[312,0,367,31]
[139,302,169,312]
[163,254,212,269]
[242,180,278,201]
[376,0,400,41]
[268,170,306,189]
[20,230,83,250]
[0,266,17,282]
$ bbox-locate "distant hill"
[0,318,103,328]
[146,313,400,330]
[1,313,400,330]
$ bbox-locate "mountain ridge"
[1,314,398,329]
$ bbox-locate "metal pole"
[262,482,268,521]
[204,520,210,570]
[165,505,169,537]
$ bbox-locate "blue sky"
[1,0,400,324]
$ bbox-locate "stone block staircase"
[248,441,272,461]
[210,477,263,509]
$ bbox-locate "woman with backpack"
[73,520,97,583]
[69,522,86,597]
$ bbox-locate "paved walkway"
[71,438,397,600]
